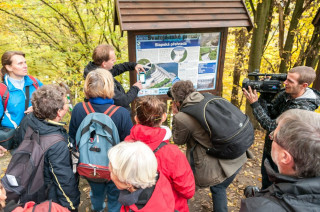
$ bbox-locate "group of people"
[0,45,319,212]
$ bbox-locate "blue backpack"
[75,102,120,182]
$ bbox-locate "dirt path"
[0,130,265,212]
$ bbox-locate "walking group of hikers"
[0,44,319,212]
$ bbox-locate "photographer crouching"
[243,66,320,189]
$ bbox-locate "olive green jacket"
[172,92,247,187]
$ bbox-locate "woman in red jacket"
[125,96,195,212]
[108,141,175,212]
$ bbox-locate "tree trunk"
[247,0,273,73]
[246,0,273,129]
[305,26,320,68]
[231,28,249,108]
[294,26,320,68]
[312,56,320,90]
[278,0,305,73]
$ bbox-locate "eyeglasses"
[269,130,284,148]
[269,131,275,141]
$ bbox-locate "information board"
[135,32,221,96]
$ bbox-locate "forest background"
[0,0,319,119]
[0,1,319,210]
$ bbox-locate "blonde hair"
[84,68,114,99]
[108,141,158,189]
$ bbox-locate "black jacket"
[240,160,320,212]
[16,113,80,210]
[251,88,320,154]
[84,61,140,110]
[251,88,320,133]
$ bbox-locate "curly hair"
[171,80,196,103]
[135,96,166,127]
[32,85,66,120]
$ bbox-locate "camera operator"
[243,66,320,189]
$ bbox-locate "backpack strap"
[82,102,95,115]
[0,83,9,123]
[24,76,39,112]
[40,133,65,152]
[24,126,39,142]
[32,200,53,212]
[32,203,37,212]
[104,105,120,117]
[24,127,64,151]
[153,142,167,153]
[25,86,30,111]
[49,200,52,212]
[28,75,39,89]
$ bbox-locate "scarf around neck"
[89,97,114,105]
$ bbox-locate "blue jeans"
[210,168,241,212]
[88,181,121,212]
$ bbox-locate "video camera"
[242,72,287,94]
[242,71,287,105]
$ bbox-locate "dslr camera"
[242,72,287,94]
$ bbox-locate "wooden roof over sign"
[114,0,253,31]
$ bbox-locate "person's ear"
[5,65,12,72]
[101,61,108,69]
[280,149,294,166]
[302,82,308,89]
[57,109,63,119]
[161,113,167,123]
[175,101,181,109]
[134,115,140,124]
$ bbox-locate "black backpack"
[1,126,64,203]
[180,93,254,159]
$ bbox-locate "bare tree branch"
[40,0,86,45]
[0,8,66,52]
[248,0,256,18]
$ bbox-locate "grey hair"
[276,109,320,177]
[32,85,66,120]
[108,141,158,189]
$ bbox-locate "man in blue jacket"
[84,44,144,110]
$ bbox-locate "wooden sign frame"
[128,28,228,102]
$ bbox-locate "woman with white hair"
[108,141,175,211]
